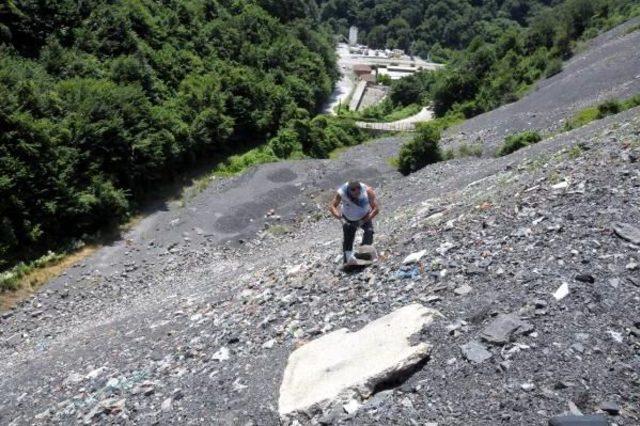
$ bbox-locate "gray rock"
[318,405,343,425]
[460,341,492,363]
[454,284,473,296]
[548,415,609,426]
[613,222,640,245]
[161,397,172,412]
[481,314,533,345]
[599,400,620,415]
[575,274,595,284]
[364,390,393,410]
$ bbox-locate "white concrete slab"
[278,304,439,416]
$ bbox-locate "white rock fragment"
[608,330,623,343]
[64,372,84,385]
[161,397,172,412]
[521,382,535,391]
[278,304,440,416]
[343,399,361,415]
[212,347,230,362]
[286,264,303,276]
[454,284,473,296]
[262,339,276,349]
[551,180,569,190]
[403,250,427,265]
[553,282,569,301]
[85,367,106,380]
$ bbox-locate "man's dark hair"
[347,181,360,191]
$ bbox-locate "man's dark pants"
[343,218,374,261]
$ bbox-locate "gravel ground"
[0,22,639,426]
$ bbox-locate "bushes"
[597,100,621,118]
[544,58,563,77]
[268,116,364,160]
[497,131,542,156]
[397,123,443,175]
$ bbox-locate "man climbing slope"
[329,181,380,264]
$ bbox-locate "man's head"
[347,181,361,196]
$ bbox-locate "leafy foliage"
[397,122,443,175]
[0,0,338,272]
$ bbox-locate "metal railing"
[355,121,417,132]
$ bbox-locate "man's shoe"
[344,251,358,265]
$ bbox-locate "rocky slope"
[443,18,640,155]
[1,22,640,426]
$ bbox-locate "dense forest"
[325,0,640,118]
[320,0,561,55]
[0,0,347,272]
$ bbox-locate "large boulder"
[278,304,439,416]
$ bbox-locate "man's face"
[349,186,361,197]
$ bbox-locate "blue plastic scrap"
[394,265,421,280]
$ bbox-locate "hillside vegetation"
[0,0,341,271]
[323,0,640,118]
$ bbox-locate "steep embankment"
[0,22,639,426]
[442,19,640,155]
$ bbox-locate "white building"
[348,26,358,46]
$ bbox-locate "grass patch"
[381,104,422,122]
[497,131,543,156]
[328,145,351,160]
[0,251,65,292]
[443,142,483,160]
[266,224,289,235]
[214,146,279,177]
[567,144,587,159]
[564,107,600,130]
[387,156,399,168]
[0,247,99,310]
[623,22,640,35]
[338,100,424,123]
[564,94,640,130]
[458,143,483,158]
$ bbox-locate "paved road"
[322,44,356,114]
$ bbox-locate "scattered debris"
[460,341,492,363]
[481,314,533,345]
[553,283,570,301]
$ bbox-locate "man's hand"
[366,187,379,221]
[329,193,343,219]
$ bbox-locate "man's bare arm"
[364,188,379,221]
[329,193,342,219]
